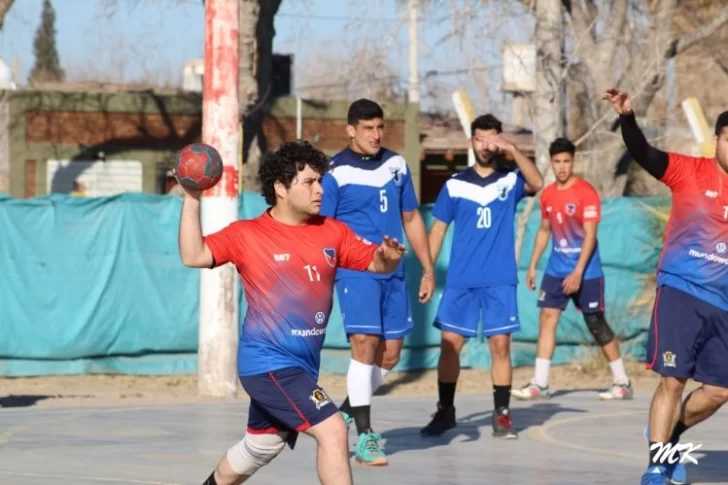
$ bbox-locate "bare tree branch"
[0,0,14,30]
[665,4,728,58]
[595,0,629,83]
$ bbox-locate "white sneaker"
[598,381,633,400]
[511,382,550,400]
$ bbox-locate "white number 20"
[379,189,388,213]
[476,207,491,229]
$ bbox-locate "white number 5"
[476,207,491,229]
[379,189,388,213]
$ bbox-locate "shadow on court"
[379,401,587,457]
[0,395,57,408]
[672,450,728,484]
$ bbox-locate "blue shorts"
[335,276,413,340]
[538,274,605,314]
[647,285,728,387]
[240,367,338,448]
[433,285,521,338]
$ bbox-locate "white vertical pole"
[199,0,240,399]
[408,0,420,104]
[296,96,302,140]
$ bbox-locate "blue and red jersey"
[656,153,728,311]
[203,211,378,378]
[540,177,603,279]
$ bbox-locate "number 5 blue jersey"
[320,147,419,279]
[433,167,529,288]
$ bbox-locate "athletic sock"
[649,441,660,467]
[494,385,511,410]
[347,359,374,435]
[669,420,688,444]
[371,365,389,392]
[339,397,352,415]
[350,405,372,435]
[438,381,456,408]
[609,358,629,385]
[533,358,551,388]
[340,366,389,414]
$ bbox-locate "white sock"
[609,358,629,385]
[371,365,390,391]
[347,359,374,406]
[533,358,551,388]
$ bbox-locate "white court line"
[0,470,183,485]
[526,410,645,460]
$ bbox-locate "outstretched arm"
[604,88,669,180]
[367,236,407,274]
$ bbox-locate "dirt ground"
[0,357,699,409]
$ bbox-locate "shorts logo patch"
[310,388,332,410]
[323,248,336,267]
[663,351,676,368]
[538,290,546,301]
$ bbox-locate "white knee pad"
[226,431,286,476]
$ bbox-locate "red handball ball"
[175,143,223,191]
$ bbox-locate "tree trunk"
[515,0,562,263]
[238,0,283,193]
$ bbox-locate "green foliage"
[28,0,64,85]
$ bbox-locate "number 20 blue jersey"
[433,167,529,288]
[320,147,419,280]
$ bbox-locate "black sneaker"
[492,407,518,439]
[420,403,456,436]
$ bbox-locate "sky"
[0,0,534,119]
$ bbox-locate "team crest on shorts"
[538,290,545,301]
[323,248,336,267]
[565,203,576,215]
[310,388,332,410]
[663,351,676,368]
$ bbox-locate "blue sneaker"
[641,466,668,485]
[354,431,388,466]
[341,410,354,429]
[644,427,687,484]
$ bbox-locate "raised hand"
[172,168,204,200]
[602,88,633,116]
[378,235,407,262]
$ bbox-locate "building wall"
[3,91,418,199]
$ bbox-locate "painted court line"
[527,410,644,460]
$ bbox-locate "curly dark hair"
[258,140,331,206]
[471,114,502,137]
[549,137,576,157]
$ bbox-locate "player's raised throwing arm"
[603,88,669,179]
[177,189,215,269]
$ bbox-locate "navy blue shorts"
[336,276,413,340]
[240,367,338,448]
[538,274,605,314]
[433,285,520,338]
[647,286,728,387]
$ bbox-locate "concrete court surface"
[1,390,728,485]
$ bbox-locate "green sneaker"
[354,431,388,466]
[341,411,354,429]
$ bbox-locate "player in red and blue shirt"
[177,141,406,485]
[605,88,728,485]
[419,114,544,439]
[511,137,633,403]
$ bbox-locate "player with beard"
[511,137,633,402]
[419,114,543,439]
